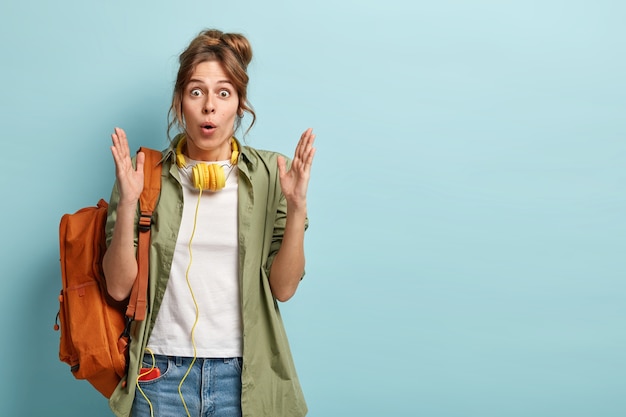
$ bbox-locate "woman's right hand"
[110,127,145,205]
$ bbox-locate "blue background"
[1,0,624,416]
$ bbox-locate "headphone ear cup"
[211,164,226,191]
[192,163,226,191]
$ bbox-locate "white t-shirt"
[147,160,242,358]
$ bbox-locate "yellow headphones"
[175,136,239,191]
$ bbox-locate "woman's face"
[181,60,240,161]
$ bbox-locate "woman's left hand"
[277,128,316,210]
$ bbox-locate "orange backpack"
[54,147,162,398]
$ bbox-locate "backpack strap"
[125,148,162,322]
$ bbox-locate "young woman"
[102,29,315,417]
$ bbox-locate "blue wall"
[1,0,624,415]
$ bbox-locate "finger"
[110,135,125,166]
[276,155,287,177]
[111,131,124,160]
[113,127,130,158]
[302,130,315,154]
[135,151,146,173]
[110,144,120,166]
[298,133,315,168]
[115,127,127,143]
[303,145,316,170]
[301,127,313,138]
[111,128,135,174]
[295,128,314,161]
[111,131,120,151]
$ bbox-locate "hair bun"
[220,33,252,68]
[198,29,252,68]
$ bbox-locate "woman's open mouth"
[201,123,216,134]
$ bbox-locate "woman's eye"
[190,88,202,97]
[219,90,231,98]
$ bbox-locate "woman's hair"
[167,29,256,139]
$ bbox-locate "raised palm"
[277,128,316,210]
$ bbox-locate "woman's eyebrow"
[188,79,233,85]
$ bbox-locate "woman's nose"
[203,97,215,114]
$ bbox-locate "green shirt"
[105,136,308,417]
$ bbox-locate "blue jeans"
[132,354,242,417]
